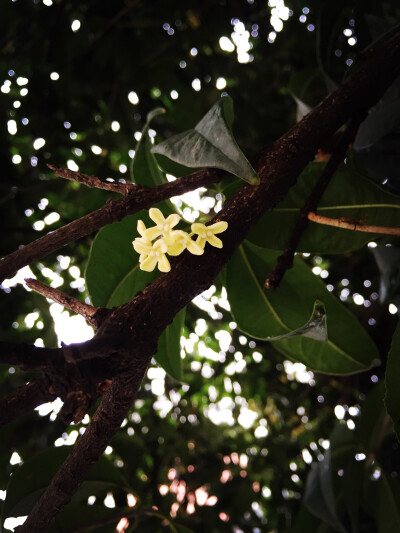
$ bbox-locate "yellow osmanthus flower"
[132,208,228,272]
[167,230,204,256]
[133,238,171,272]
[191,221,228,249]
[144,207,181,245]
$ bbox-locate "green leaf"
[377,472,400,533]
[354,99,400,150]
[247,162,400,253]
[371,245,400,302]
[85,210,185,377]
[343,462,364,533]
[292,505,324,533]
[156,308,185,381]
[2,447,130,521]
[384,321,400,441]
[226,242,379,374]
[151,95,260,185]
[130,107,167,186]
[303,449,347,533]
[85,212,158,308]
[264,300,327,342]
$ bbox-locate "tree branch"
[0,168,222,284]
[25,278,106,328]
[0,377,56,428]
[265,119,361,289]
[48,165,134,194]
[14,28,400,533]
[18,369,152,532]
[307,211,400,236]
[0,341,59,370]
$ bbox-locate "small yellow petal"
[165,214,181,228]
[191,222,207,235]
[187,239,204,255]
[143,227,162,241]
[158,254,171,272]
[149,207,165,226]
[209,221,228,234]
[133,240,152,254]
[140,255,158,272]
[137,220,146,236]
[207,235,223,248]
[195,236,206,249]
[154,239,168,253]
[168,241,186,256]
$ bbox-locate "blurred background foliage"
[1,0,400,531]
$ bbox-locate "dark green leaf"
[85,210,186,376]
[384,321,400,441]
[354,99,400,150]
[85,213,158,308]
[354,382,387,453]
[156,308,185,381]
[292,505,324,533]
[377,473,400,533]
[130,107,167,186]
[343,462,364,533]
[264,300,327,342]
[247,162,400,253]
[151,95,259,185]
[354,134,400,189]
[304,449,347,533]
[2,447,130,521]
[226,242,379,374]
[371,245,400,302]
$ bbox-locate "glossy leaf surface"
[247,162,400,253]
[226,242,379,374]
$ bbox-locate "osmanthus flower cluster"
[132,208,228,272]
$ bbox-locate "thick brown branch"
[265,120,360,289]
[308,212,400,236]
[15,28,400,533]
[0,168,222,284]
[25,278,106,328]
[0,377,55,427]
[0,341,59,369]
[48,165,134,194]
[18,369,151,532]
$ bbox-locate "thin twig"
[308,212,400,236]
[48,165,133,194]
[0,168,222,284]
[25,278,102,327]
[265,121,360,289]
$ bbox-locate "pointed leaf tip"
[151,96,260,185]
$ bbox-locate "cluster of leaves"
[1,1,400,532]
